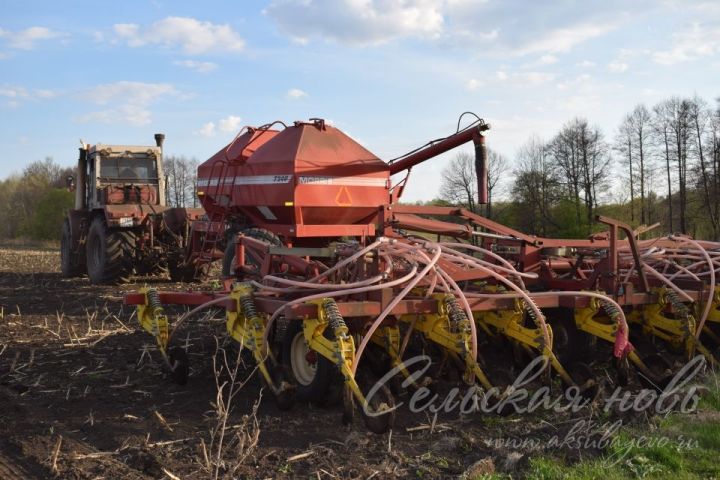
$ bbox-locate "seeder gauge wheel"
[167,346,189,385]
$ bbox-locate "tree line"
[439,94,720,240]
[3,94,719,243]
[0,156,198,242]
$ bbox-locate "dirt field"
[0,245,718,480]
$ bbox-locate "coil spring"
[322,298,346,331]
[665,290,690,319]
[523,296,541,324]
[239,294,258,319]
[147,288,162,312]
[444,296,469,332]
[601,301,621,320]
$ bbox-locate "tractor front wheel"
[86,217,135,284]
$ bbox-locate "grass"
[516,372,720,480]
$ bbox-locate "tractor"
[60,134,208,284]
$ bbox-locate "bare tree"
[629,105,653,225]
[439,149,509,217]
[547,118,611,234]
[653,97,694,233]
[439,151,478,212]
[486,149,509,218]
[689,95,720,238]
[652,101,675,231]
[511,136,560,235]
[615,105,654,225]
[164,156,199,207]
[615,115,636,222]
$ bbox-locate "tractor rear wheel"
[60,220,85,278]
[86,217,135,284]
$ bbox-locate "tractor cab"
[74,134,166,211]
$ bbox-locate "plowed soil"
[0,245,685,479]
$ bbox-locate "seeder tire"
[60,220,85,278]
[86,217,134,284]
[282,320,335,404]
[566,362,599,400]
[639,353,674,391]
[167,346,190,385]
[359,377,395,434]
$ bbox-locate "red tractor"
[60,134,207,284]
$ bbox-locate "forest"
[439,95,720,240]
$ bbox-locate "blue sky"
[1,0,719,202]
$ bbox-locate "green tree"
[27,188,74,240]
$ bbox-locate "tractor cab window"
[99,156,158,182]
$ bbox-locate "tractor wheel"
[222,227,282,277]
[282,320,338,404]
[60,220,85,278]
[86,217,135,284]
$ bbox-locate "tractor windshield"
[99,156,159,182]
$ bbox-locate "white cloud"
[518,72,555,85]
[556,74,593,91]
[173,59,218,73]
[195,115,242,136]
[510,22,619,56]
[538,54,558,65]
[219,115,242,133]
[265,0,633,58]
[287,88,308,99]
[34,89,57,99]
[494,70,553,86]
[0,85,58,106]
[465,78,482,91]
[653,22,720,64]
[75,81,179,126]
[196,122,216,137]
[113,17,245,54]
[0,26,62,50]
[607,61,629,72]
[0,86,29,98]
[265,0,444,45]
[576,60,596,68]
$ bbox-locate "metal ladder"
[194,159,234,274]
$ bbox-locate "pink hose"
[307,238,388,283]
[671,236,716,339]
[168,296,230,341]
[260,264,420,346]
[352,242,443,374]
[441,242,535,288]
[438,248,551,347]
[642,264,695,302]
[260,273,386,290]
